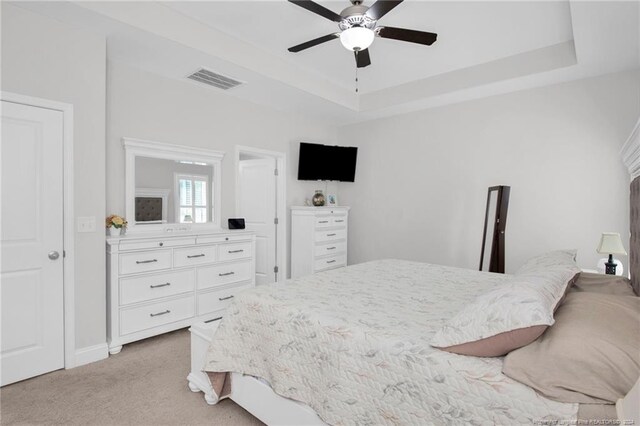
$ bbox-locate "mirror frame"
[479,185,510,273]
[123,137,224,234]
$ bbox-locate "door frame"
[1,91,76,368]
[234,146,287,282]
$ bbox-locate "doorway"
[235,146,286,285]
[1,92,75,385]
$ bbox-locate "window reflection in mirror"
[135,157,214,225]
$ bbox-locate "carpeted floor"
[0,329,263,425]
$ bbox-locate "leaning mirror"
[123,138,224,233]
[479,185,510,273]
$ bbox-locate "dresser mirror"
[123,138,224,233]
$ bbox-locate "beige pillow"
[570,272,636,296]
[503,292,640,404]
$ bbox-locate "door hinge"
[63,250,66,258]
[274,217,279,225]
[274,168,279,176]
[274,266,279,273]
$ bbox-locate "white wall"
[339,70,640,273]
[106,61,338,276]
[1,5,107,349]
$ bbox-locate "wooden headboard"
[631,176,639,294]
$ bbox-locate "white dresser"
[291,206,350,278]
[106,230,255,354]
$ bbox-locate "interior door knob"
[48,251,60,260]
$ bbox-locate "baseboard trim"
[74,343,109,367]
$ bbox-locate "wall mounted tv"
[297,142,358,182]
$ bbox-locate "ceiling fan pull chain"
[355,51,359,93]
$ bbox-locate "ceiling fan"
[287,0,438,68]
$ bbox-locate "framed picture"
[327,194,338,206]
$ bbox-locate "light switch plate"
[77,216,96,233]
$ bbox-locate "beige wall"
[1,4,107,349]
[106,61,338,276]
[338,70,640,273]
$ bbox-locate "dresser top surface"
[291,206,350,211]
[106,228,255,245]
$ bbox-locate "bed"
[189,174,639,425]
[196,260,578,424]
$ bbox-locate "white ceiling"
[13,1,640,125]
[164,1,574,93]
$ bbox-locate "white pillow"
[431,254,580,355]
[515,249,577,275]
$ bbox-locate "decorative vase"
[312,190,325,207]
[109,227,120,237]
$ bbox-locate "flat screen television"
[297,142,358,182]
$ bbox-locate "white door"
[237,158,277,285]
[1,100,65,386]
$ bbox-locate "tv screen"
[297,142,358,182]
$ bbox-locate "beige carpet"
[0,329,263,425]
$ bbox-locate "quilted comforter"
[204,259,577,425]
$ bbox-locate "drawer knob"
[228,249,244,254]
[150,310,170,317]
[327,246,336,250]
[218,272,235,277]
[158,242,164,247]
[187,254,205,259]
[225,237,229,241]
[327,233,336,237]
[327,260,336,264]
[150,283,171,289]
[136,259,158,264]
[218,295,234,301]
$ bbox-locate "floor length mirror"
[479,185,510,273]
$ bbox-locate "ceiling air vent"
[186,68,242,90]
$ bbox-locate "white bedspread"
[204,259,577,425]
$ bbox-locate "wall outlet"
[77,216,96,233]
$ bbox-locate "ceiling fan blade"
[365,0,403,20]
[376,26,438,46]
[288,33,340,52]
[355,49,371,68]
[288,0,342,22]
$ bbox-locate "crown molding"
[621,118,640,180]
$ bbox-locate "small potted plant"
[106,215,128,237]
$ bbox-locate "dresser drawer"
[197,284,253,316]
[119,237,196,252]
[120,250,172,275]
[331,216,347,226]
[218,242,252,262]
[119,270,195,306]
[314,254,347,272]
[315,216,332,228]
[315,241,347,257]
[120,295,194,336]
[174,245,217,268]
[315,228,347,242]
[197,234,252,245]
[197,260,253,290]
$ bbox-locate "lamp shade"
[596,232,627,255]
[339,27,375,51]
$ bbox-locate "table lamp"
[596,232,627,275]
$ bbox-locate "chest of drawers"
[106,230,255,354]
[291,206,350,279]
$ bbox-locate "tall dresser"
[106,230,255,354]
[291,206,350,278]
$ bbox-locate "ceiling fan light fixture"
[339,27,374,51]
